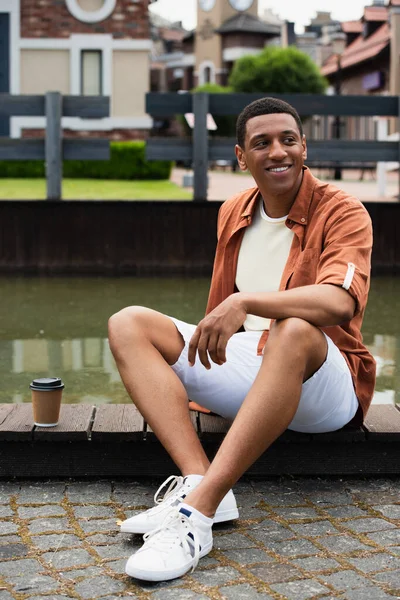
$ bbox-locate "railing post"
[398,95,400,201]
[192,92,209,202]
[376,117,387,198]
[45,91,62,201]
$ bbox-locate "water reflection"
[0,276,398,406]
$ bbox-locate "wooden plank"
[0,404,34,441]
[0,94,45,116]
[91,404,144,442]
[33,405,95,442]
[0,94,109,118]
[62,95,109,119]
[146,92,192,116]
[145,409,198,440]
[310,426,365,443]
[63,139,110,161]
[45,91,62,201]
[0,405,15,426]
[193,93,209,201]
[277,430,313,443]
[0,139,44,160]
[146,138,399,164]
[198,413,231,441]
[146,92,398,118]
[2,440,398,478]
[208,93,399,117]
[146,138,192,161]
[363,405,400,441]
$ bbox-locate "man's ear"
[302,135,307,161]
[235,144,248,171]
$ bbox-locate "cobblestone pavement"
[0,478,399,600]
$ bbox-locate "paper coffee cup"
[30,377,64,427]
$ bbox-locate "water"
[0,276,398,406]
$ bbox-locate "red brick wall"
[21,0,151,39]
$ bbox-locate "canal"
[0,276,398,406]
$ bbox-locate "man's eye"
[256,140,267,147]
[284,137,295,143]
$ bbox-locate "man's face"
[235,113,307,199]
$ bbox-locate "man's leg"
[108,306,210,476]
[183,317,328,517]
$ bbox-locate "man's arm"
[188,283,355,369]
[241,284,355,327]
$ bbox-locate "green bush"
[0,141,172,180]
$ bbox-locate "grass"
[0,179,192,200]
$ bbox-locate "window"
[66,0,116,23]
[81,50,102,95]
[203,66,211,84]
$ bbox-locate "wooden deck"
[1,403,400,478]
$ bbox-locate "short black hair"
[236,97,303,148]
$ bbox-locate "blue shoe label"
[179,507,192,518]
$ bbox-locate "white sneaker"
[120,474,239,534]
[125,503,213,581]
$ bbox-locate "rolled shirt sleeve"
[315,200,373,315]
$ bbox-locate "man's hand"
[188,294,247,369]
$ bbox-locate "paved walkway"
[1,478,399,600]
[171,168,400,203]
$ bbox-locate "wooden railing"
[146,92,400,201]
[0,92,110,200]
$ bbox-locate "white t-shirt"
[235,198,294,331]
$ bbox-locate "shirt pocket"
[288,248,320,288]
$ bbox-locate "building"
[150,0,281,92]
[0,0,155,140]
[321,1,392,96]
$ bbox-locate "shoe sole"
[125,541,213,581]
[213,507,239,524]
[121,507,239,534]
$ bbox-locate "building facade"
[151,0,282,92]
[0,0,154,139]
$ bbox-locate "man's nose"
[269,140,287,159]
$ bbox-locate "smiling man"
[108,97,376,582]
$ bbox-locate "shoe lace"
[154,475,185,506]
[143,509,200,571]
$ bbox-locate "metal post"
[45,91,62,200]
[193,92,209,202]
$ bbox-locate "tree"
[229,46,328,94]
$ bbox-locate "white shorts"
[169,317,359,434]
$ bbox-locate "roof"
[341,20,363,33]
[363,5,388,21]
[321,22,389,75]
[216,13,281,35]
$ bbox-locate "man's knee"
[268,317,326,354]
[268,317,327,377]
[108,307,185,365]
[108,306,151,353]
[271,316,315,338]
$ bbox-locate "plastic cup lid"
[30,377,64,390]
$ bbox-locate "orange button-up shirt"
[205,167,376,426]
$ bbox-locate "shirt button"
[301,217,306,223]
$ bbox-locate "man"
[108,97,375,582]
